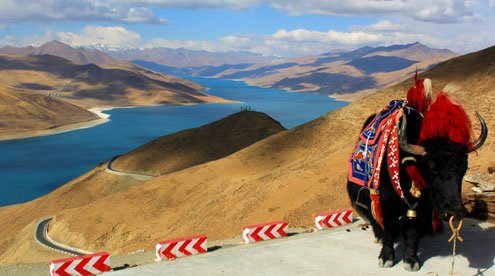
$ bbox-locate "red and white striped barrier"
[155,235,207,261]
[50,252,111,276]
[243,221,288,243]
[315,209,353,230]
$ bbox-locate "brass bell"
[407,209,417,218]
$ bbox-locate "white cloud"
[357,20,405,32]
[219,36,253,48]
[270,0,482,23]
[14,17,495,57]
[0,35,16,46]
[0,0,487,25]
[111,0,262,9]
[0,0,167,24]
[20,29,57,46]
[111,0,484,24]
[271,29,383,45]
[57,26,142,49]
[144,38,226,52]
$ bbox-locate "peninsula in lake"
[0,41,230,141]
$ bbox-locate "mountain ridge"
[0,53,229,139]
[131,42,458,100]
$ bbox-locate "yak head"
[400,92,488,219]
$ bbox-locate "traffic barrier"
[50,252,111,276]
[243,221,288,243]
[155,235,207,261]
[315,209,353,230]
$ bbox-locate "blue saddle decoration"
[348,100,405,188]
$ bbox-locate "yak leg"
[403,217,421,272]
[378,208,395,268]
[347,183,383,242]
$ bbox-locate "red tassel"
[420,92,473,150]
[407,78,431,114]
[406,165,426,189]
[370,189,384,229]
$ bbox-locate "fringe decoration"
[370,189,384,229]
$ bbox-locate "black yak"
[347,78,488,271]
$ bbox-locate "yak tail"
[370,189,384,229]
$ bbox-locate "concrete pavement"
[110,218,495,275]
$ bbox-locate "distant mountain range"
[0,40,125,67]
[2,41,458,101]
[107,47,283,68]
[125,42,457,100]
[0,41,229,138]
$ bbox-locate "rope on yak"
[448,216,463,276]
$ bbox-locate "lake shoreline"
[0,101,240,142]
[0,107,113,142]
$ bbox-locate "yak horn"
[399,113,427,156]
[469,112,488,152]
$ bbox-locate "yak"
[347,78,488,272]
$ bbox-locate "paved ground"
[110,218,495,275]
[34,218,85,256]
[105,155,155,181]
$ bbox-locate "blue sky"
[1,1,494,57]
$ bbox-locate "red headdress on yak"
[407,71,433,114]
[420,92,474,150]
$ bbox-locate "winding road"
[105,155,155,181]
[34,155,154,256]
[35,217,90,256]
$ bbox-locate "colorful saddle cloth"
[348,100,405,193]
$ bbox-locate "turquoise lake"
[0,77,348,206]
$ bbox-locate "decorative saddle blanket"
[348,100,406,196]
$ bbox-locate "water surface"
[0,78,347,206]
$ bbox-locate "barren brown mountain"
[0,54,228,139]
[0,40,125,67]
[216,42,458,100]
[109,47,283,68]
[0,45,493,266]
[0,85,99,136]
[0,41,205,90]
[112,111,286,176]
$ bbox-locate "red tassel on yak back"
[419,92,474,150]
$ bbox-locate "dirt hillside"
[0,85,98,136]
[0,45,493,265]
[0,54,228,138]
[112,111,286,175]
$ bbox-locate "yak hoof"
[403,261,420,272]
[378,258,394,268]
